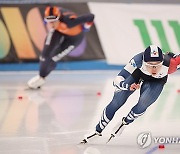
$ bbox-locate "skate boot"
[27,75,45,89]
[80,131,102,144]
[107,117,128,143]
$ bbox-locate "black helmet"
[144,45,163,62]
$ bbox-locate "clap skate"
[107,117,128,143]
[80,131,102,144]
[27,75,45,89]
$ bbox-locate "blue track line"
[0,60,124,71]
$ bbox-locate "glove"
[113,81,129,91]
[130,83,140,91]
[82,22,93,32]
[167,52,176,58]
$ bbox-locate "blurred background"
[1,0,180,70]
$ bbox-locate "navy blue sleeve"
[118,69,131,78]
[61,14,94,28]
[117,52,143,79]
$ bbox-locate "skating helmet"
[44,6,61,22]
[143,45,164,62]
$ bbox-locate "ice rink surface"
[0,70,180,154]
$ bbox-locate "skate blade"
[106,134,115,144]
[79,139,88,144]
[25,86,41,91]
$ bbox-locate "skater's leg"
[96,90,133,133]
[80,76,136,144]
[81,90,133,144]
[124,81,164,124]
[40,33,84,77]
[27,30,63,89]
[39,31,64,78]
[27,32,83,89]
[96,76,136,133]
[107,81,164,142]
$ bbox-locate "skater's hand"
[82,22,93,32]
[130,83,140,91]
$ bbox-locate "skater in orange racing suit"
[27,6,95,89]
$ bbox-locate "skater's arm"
[129,83,140,91]
[113,58,138,91]
[113,75,129,90]
[118,58,138,78]
[168,53,180,74]
[113,71,140,91]
[62,13,94,28]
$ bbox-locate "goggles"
[44,16,60,23]
[44,6,61,23]
[144,61,163,69]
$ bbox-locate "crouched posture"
[81,45,180,144]
[27,6,94,89]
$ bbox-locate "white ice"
[0,70,179,154]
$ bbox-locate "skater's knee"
[40,58,57,77]
[132,105,147,114]
[109,94,127,110]
[106,101,120,117]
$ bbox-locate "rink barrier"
[0,60,124,71]
[0,3,104,63]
